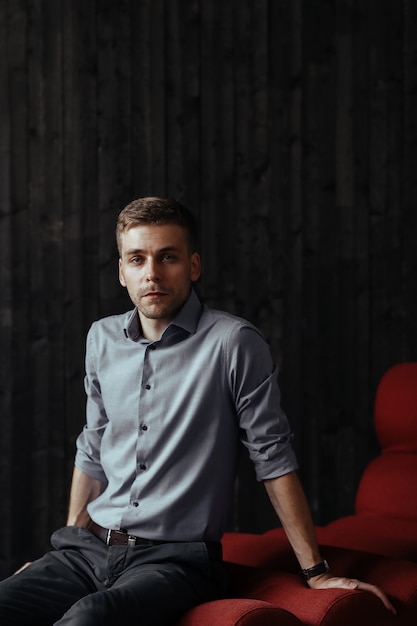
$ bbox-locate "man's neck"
[139,316,171,342]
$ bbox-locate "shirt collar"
[124,289,202,342]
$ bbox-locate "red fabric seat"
[177,364,417,625]
[319,362,417,559]
[177,598,303,626]
[177,529,417,626]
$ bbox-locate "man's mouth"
[143,291,167,298]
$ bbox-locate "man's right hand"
[14,562,32,575]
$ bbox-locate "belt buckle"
[106,529,112,546]
[128,535,136,547]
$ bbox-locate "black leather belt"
[88,520,164,546]
[87,520,222,559]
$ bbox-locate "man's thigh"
[0,550,100,625]
[56,541,228,626]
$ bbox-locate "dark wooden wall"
[1,0,416,577]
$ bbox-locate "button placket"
[134,341,156,505]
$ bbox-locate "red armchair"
[316,362,417,560]
[176,529,417,626]
[176,363,417,626]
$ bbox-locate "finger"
[355,581,396,614]
[325,578,396,614]
[13,562,32,575]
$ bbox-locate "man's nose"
[145,259,160,282]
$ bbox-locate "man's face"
[118,223,201,336]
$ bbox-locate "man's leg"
[0,553,99,625]
[0,527,107,625]
[56,541,228,626]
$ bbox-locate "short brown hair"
[116,197,198,255]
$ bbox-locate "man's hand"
[307,572,396,614]
[13,562,32,575]
[264,474,396,615]
[67,467,105,527]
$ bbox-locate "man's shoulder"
[198,303,272,364]
[88,309,135,339]
[199,302,261,336]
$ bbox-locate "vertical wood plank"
[96,0,133,318]
[281,0,304,459]
[403,0,417,359]
[130,0,167,197]
[0,0,13,574]
[3,0,32,570]
[61,0,100,502]
[165,0,201,205]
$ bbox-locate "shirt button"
[142,425,148,431]
[145,384,151,390]
[132,501,139,507]
[139,463,147,470]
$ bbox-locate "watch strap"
[301,559,330,580]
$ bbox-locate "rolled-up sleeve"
[225,324,298,481]
[74,324,109,484]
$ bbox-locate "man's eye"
[162,254,176,261]
[131,257,143,264]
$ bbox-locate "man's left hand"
[307,573,396,614]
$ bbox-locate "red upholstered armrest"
[222,531,417,625]
[175,598,302,626]
[222,530,296,570]
[374,363,417,453]
[234,569,396,626]
[355,453,417,520]
[317,515,417,559]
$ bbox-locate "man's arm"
[14,467,104,574]
[66,466,105,527]
[264,470,321,569]
[264,471,395,613]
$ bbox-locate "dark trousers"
[0,526,228,626]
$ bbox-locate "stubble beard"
[134,288,179,321]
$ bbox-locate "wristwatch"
[301,560,330,580]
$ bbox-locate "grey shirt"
[75,290,298,542]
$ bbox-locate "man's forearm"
[66,466,105,527]
[264,470,322,570]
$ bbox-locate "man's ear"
[119,258,127,287]
[190,252,201,282]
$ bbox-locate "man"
[0,197,394,624]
